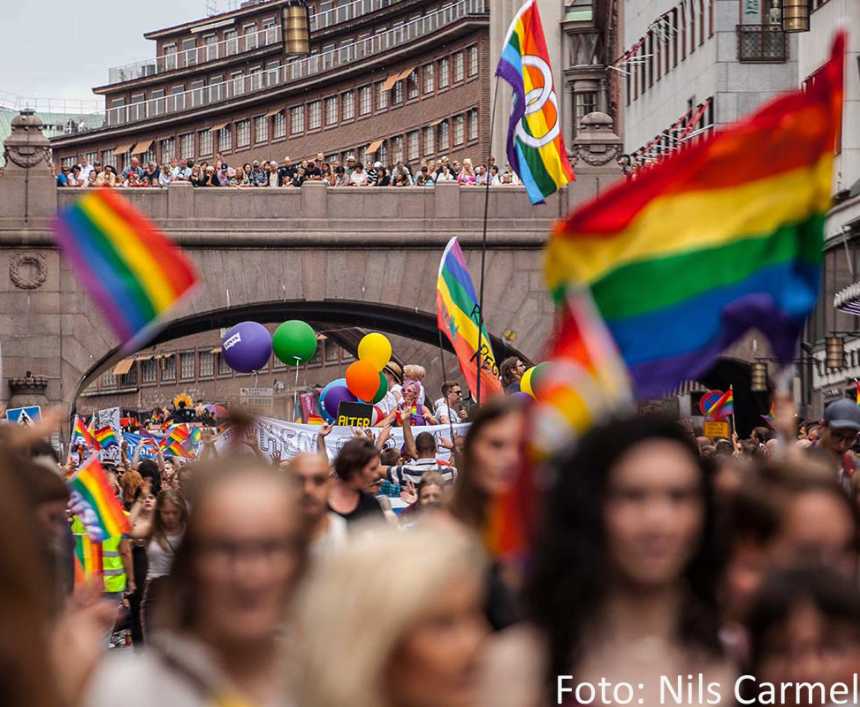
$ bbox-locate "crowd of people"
[7,351,860,707]
[55,153,522,190]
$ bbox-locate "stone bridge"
[0,110,624,415]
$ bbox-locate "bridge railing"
[105,0,489,127]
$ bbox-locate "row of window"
[625,0,715,106]
[629,97,715,167]
[98,340,354,390]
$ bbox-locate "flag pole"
[729,384,736,439]
[438,328,457,449]
[476,75,501,406]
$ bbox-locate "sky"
[0,1,214,105]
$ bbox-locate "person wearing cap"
[345,154,356,177]
[367,160,382,184]
[375,362,402,415]
[820,398,860,494]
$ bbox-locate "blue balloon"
[221,321,272,373]
[318,378,344,424]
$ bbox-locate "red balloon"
[346,360,380,402]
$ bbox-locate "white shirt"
[310,513,348,557]
[434,399,460,424]
[389,457,457,486]
[350,170,368,186]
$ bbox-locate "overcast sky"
[0,1,211,104]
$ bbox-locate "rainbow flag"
[162,423,192,457]
[94,425,118,448]
[52,189,198,353]
[546,33,844,399]
[707,388,734,419]
[73,527,103,587]
[67,456,130,541]
[436,237,502,402]
[496,0,574,205]
[70,414,100,452]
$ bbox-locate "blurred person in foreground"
[294,523,488,707]
[85,456,307,707]
[286,452,347,556]
[483,415,733,706]
[449,396,525,630]
[742,565,860,707]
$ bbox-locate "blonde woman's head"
[403,364,426,381]
[294,523,488,707]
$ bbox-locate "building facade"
[621,0,798,165]
[50,0,490,171]
[801,0,860,412]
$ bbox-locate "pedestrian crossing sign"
[5,405,41,425]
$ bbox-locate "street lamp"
[283,0,310,56]
[782,0,810,32]
[751,361,769,392]
[825,335,846,370]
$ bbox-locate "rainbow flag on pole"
[53,189,198,353]
[496,0,574,204]
[67,456,130,541]
[71,414,100,451]
[545,33,845,399]
[162,423,193,457]
[436,237,502,402]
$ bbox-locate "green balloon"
[529,362,551,396]
[272,320,317,365]
[371,371,388,403]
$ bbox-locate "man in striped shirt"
[387,431,457,487]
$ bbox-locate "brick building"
[50,0,490,171]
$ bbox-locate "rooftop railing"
[107,0,406,85]
[105,0,487,128]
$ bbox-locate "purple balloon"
[221,321,272,373]
[323,384,357,419]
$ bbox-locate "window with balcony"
[393,81,404,105]
[308,100,322,129]
[291,106,305,134]
[453,115,465,145]
[220,125,232,152]
[439,58,450,89]
[232,71,245,96]
[377,81,389,109]
[199,351,214,378]
[325,96,338,125]
[439,120,449,151]
[204,34,218,61]
[359,85,372,115]
[249,67,263,92]
[160,138,175,163]
[199,129,213,156]
[424,126,435,155]
[163,43,178,71]
[244,23,258,51]
[408,131,420,161]
[273,112,286,139]
[225,29,238,55]
[180,352,195,380]
[151,88,165,116]
[263,18,277,44]
[182,37,197,65]
[424,63,435,93]
[454,52,465,82]
[469,108,479,141]
[468,46,479,77]
[237,119,251,148]
[342,91,355,120]
[180,133,194,159]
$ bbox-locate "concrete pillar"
[301,180,328,218]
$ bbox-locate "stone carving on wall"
[569,111,623,167]
[10,253,47,290]
[2,110,52,171]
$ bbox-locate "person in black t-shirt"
[323,429,385,526]
[277,157,297,186]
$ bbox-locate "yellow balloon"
[520,366,536,397]
[357,332,392,372]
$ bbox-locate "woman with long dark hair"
[483,415,732,706]
[130,487,188,639]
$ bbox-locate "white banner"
[96,406,122,464]
[247,417,470,463]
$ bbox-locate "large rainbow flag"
[496,0,574,205]
[436,237,502,402]
[67,456,130,542]
[53,189,198,353]
[546,33,845,399]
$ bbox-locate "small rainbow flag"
[545,33,844,399]
[496,0,574,204]
[73,527,103,586]
[67,456,130,540]
[71,414,100,451]
[94,425,118,448]
[162,423,193,457]
[707,388,734,419]
[436,237,502,403]
[52,189,198,353]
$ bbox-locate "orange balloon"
[346,360,380,402]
